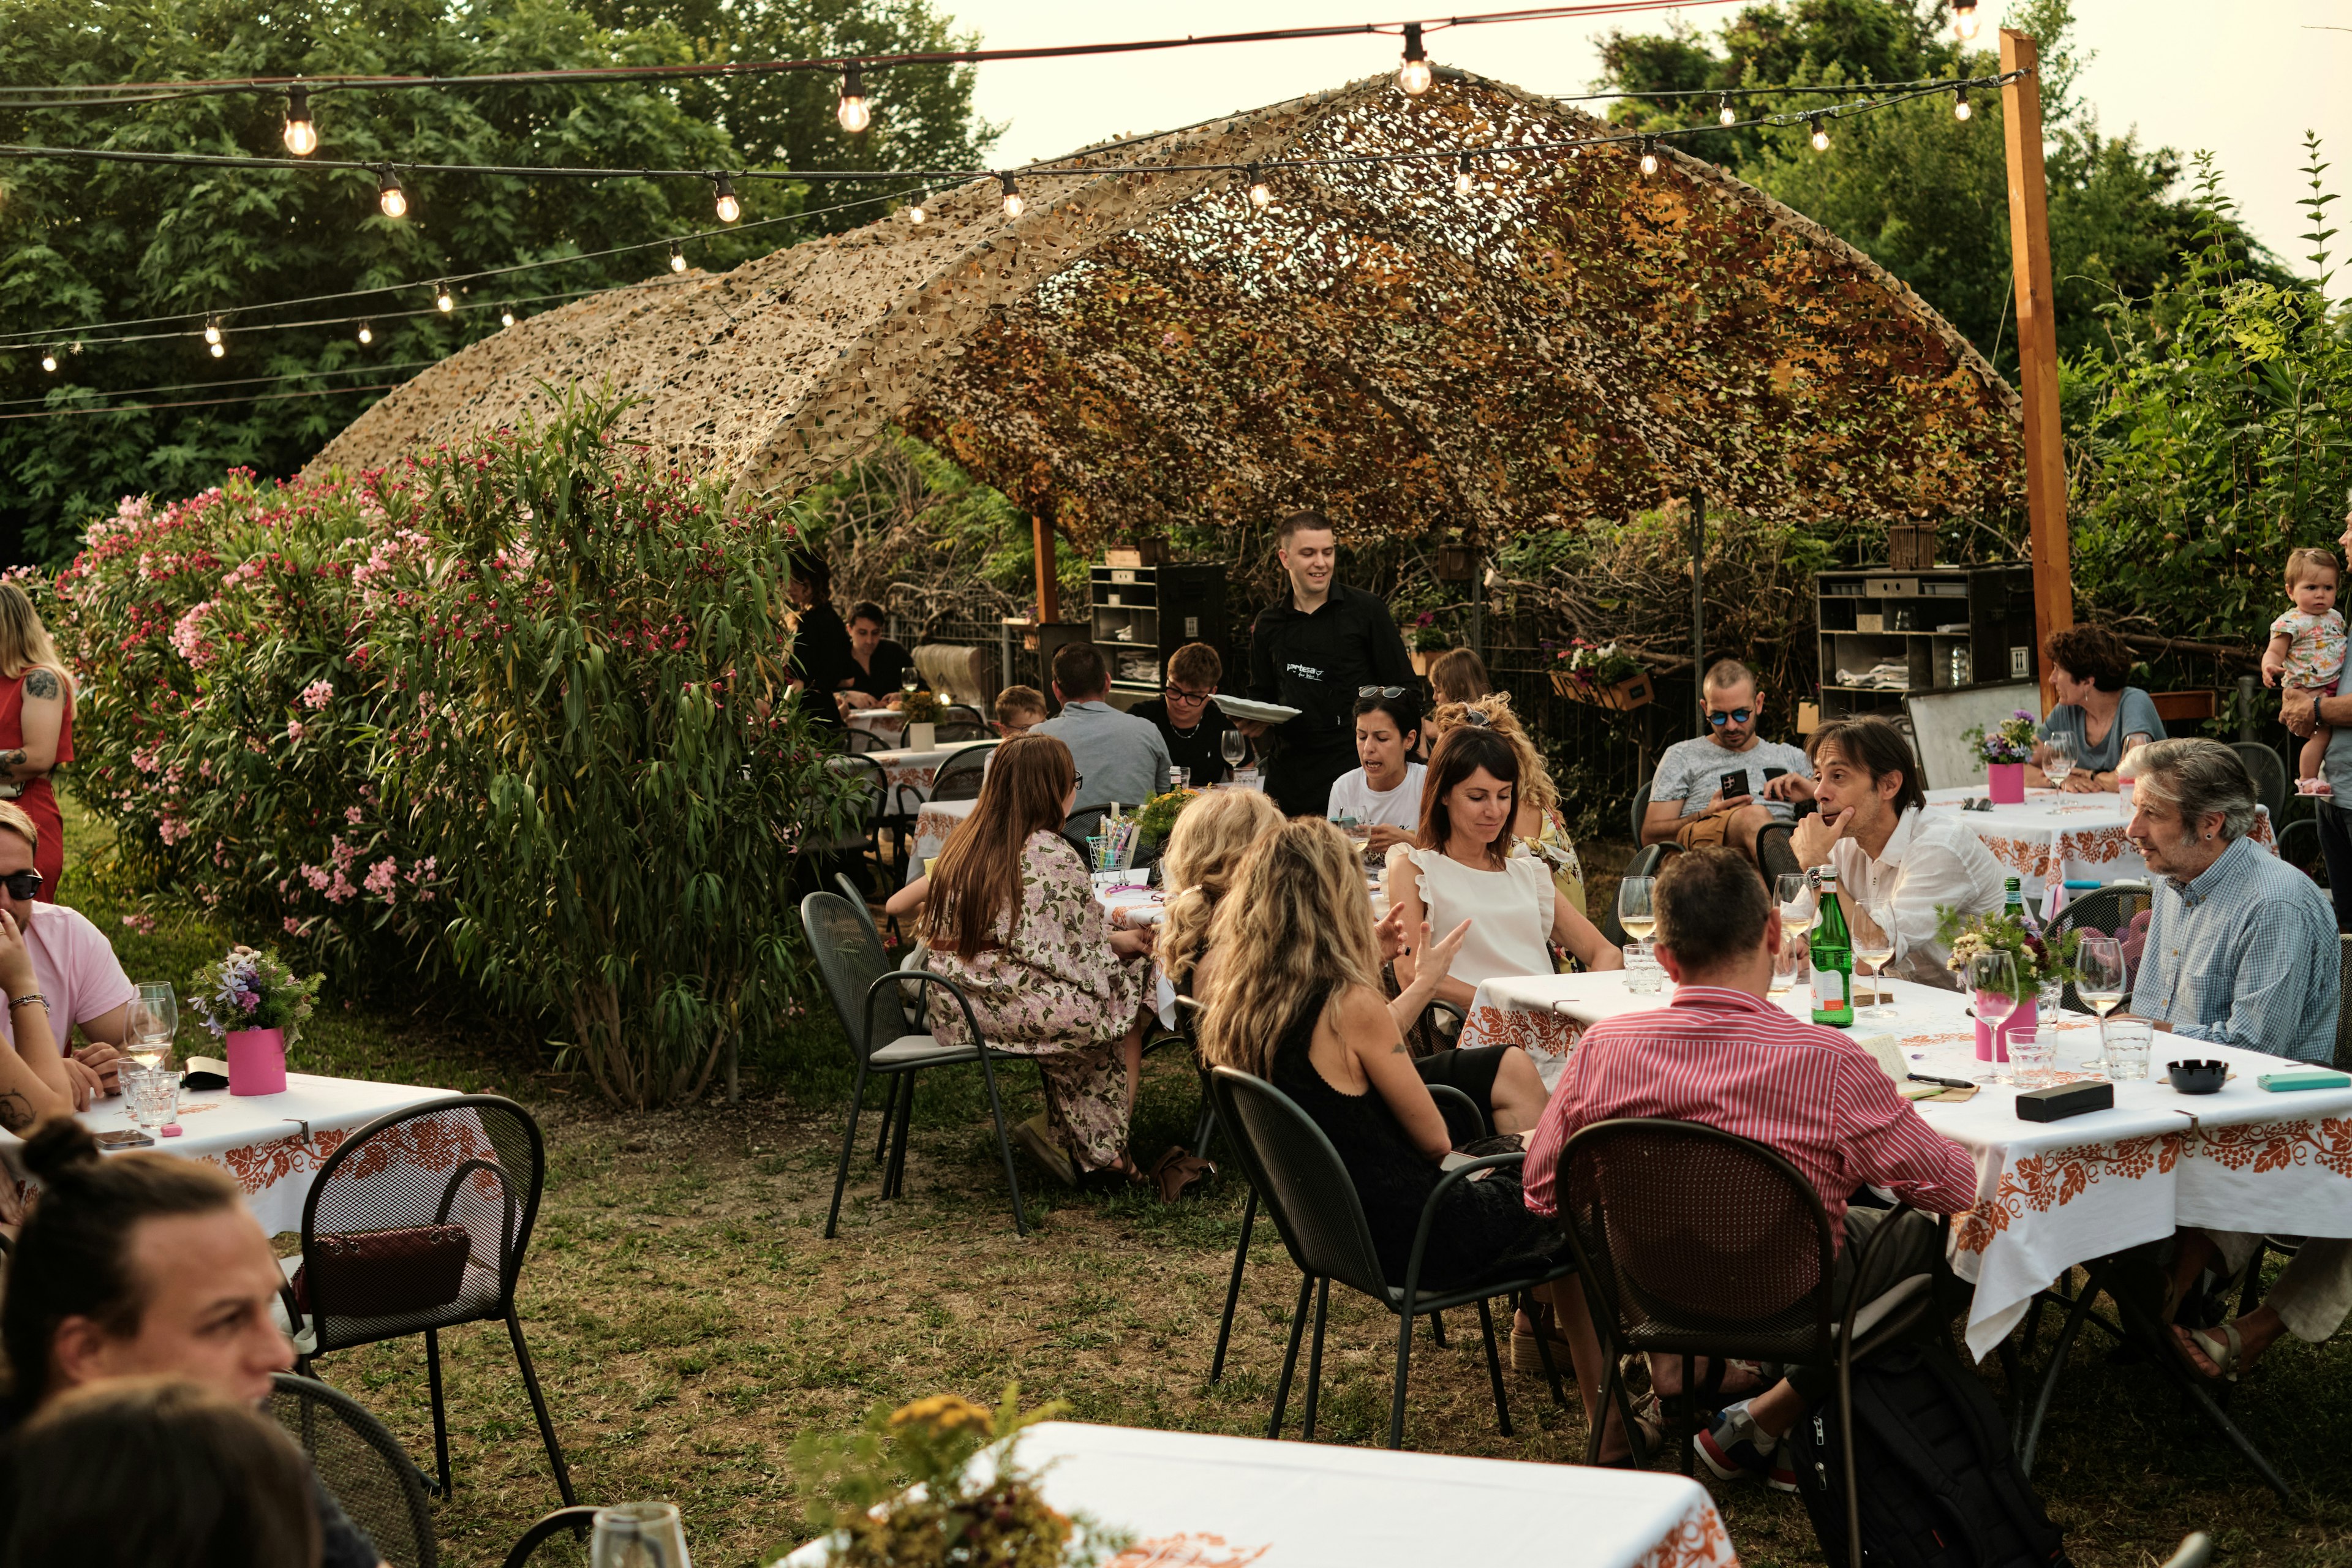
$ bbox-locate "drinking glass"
[2012,1028,2059,1090]
[1616,875,1657,962]
[2075,937,2127,1071]
[1775,872,1819,938]
[1220,730,1250,772]
[2043,735,2074,788]
[1766,931,1801,1002]
[899,667,920,697]
[1853,899,1898,1020]
[590,1502,690,1568]
[127,981,178,1070]
[1170,766,1189,790]
[122,1065,178,1136]
[1969,949,2019,1085]
[2104,1019,2154,1082]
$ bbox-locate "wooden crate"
[1888,524,1938,571]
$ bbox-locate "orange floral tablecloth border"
[1108,1534,1270,1567]
[1462,1003,1583,1063]
[209,1114,494,1199]
[1635,1499,1741,1568]
[1978,815,2272,882]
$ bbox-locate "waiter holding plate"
[1235,510,1417,818]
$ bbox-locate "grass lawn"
[55,803,2352,1567]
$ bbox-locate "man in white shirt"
[1325,690,1425,852]
[1785,716,2005,987]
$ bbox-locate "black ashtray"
[2167,1059,2228,1095]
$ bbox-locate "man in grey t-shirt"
[1640,659,1811,881]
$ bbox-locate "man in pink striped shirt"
[1524,847,1977,1480]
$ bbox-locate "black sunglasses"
[1,870,42,900]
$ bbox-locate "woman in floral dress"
[921,734,1157,1182]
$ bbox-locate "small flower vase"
[224,1027,288,1095]
[1986,763,2026,804]
[1974,995,2035,1063]
[908,721,937,752]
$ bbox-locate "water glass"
[1969,949,2019,1085]
[2105,1020,2154,1081]
[1775,872,1818,938]
[591,1502,690,1568]
[122,1065,179,1135]
[1766,931,1802,1001]
[2011,1028,2059,1089]
[1623,942,1663,995]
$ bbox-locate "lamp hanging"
[282,84,317,156]
[835,64,872,134]
[1396,23,1433,96]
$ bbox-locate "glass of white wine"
[2043,735,2075,790]
[2075,935,2127,1072]
[128,981,178,1071]
[1617,875,1658,991]
[1776,872,1818,938]
[1854,899,1898,1020]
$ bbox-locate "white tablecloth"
[1920,786,2274,918]
[907,795,979,884]
[778,1420,1738,1568]
[1457,972,2352,1360]
[847,708,906,740]
[36,1072,459,1235]
[838,738,996,815]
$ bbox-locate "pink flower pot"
[225,1027,287,1096]
[1973,995,2035,1064]
[1986,763,2026,805]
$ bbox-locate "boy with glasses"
[1129,644,1240,786]
[1640,659,1810,881]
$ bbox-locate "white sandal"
[2172,1321,2244,1384]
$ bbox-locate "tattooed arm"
[5,665,65,782]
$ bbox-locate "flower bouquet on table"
[1550,639,1652,712]
[1130,786,1199,851]
[187,946,323,1096]
[1937,906,2078,1063]
[1963,709,2039,803]
[782,1384,1129,1567]
[897,688,944,725]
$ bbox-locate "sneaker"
[1695,1398,1797,1492]
[1010,1114,1076,1188]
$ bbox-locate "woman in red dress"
[0,583,74,900]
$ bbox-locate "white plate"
[1215,696,1303,725]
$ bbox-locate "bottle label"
[1815,968,1850,1011]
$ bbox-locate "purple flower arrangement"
[188,944,322,1038]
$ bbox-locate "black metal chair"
[802,891,1027,1237]
[1555,1118,1943,1568]
[499,1506,600,1567]
[2046,880,2150,1012]
[927,742,993,804]
[279,1095,575,1506]
[268,1373,437,1568]
[844,726,892,756]
[1205,1067,1572,1450]
[2232,742,2286,821]
[1600,780,1676,949]
[933,720,993,743]
[941,703,985,728]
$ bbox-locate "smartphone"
[1721,769,1749,800]
[1763,767,1789,783]
[96,1128,154,1149]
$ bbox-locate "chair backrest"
[270,1373,438,1568]
[500,1507,600,1568]
[929,744,995,804]
[298,1096,548,1354]
[845,726,891,755]
[2231,741,2286,821]
[1626,776,1653,846]
[2338,935,2352,1073]
[933,720,993,744]
[833,872,888,949]
[2049,880,2151,1009]
[1207,1067,1395,1300]
[1556,1117,1838,1361]
[801,890,911,1057]
[1904,682,2035,790]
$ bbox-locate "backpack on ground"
[1782,1341,2070,1568]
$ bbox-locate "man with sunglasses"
[1237,510,1416,817]
[1129,643,1241,786]
[1641,660,1810,881]
[0,801,132,1112]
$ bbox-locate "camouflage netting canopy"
[309,70,2025,549]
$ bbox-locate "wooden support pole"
[1032,507,1060,626]
[1690,490,1706,726]
[2001,29,2073,714]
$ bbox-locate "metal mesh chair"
[802,891,1027,1237]
[2048,881,2151,1011]
[1205,1067,1573,1450]
[281,1094,575,1506]
[834,871,888,949]
[2231,742,2286,821]
[1556,1118,1942,1568]
[268,1373,437,1568]
[499,1507,599,1567]
[2339,935,2352,1072]
[844,726,892,755]
[933,720,993,743]
[927,742,994,804]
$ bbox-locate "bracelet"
[6,993,47,1012]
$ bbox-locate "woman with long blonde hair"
[920,733,1157,1185]
[1156,789,1284,999]
[1425,691,1586,926]
[0,582,77,900]
[1197,819,1564,1289]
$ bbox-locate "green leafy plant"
[187,945,322,1038]
[1552,639,1643,686]
[1129,787,1197,848]
[1936,907,2078,1000]
[899,688,945,725]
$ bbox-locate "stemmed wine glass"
[899,666,920,698]
[2043,735,2075,790]
[590,1501,690,1568]
[127,982,178,1070]
[1616,875,1657,981]
[1776,872,1819,939]
[1220,729,1250,775]
[2075,935,2127,1073]
[1853,898,1898,1020]
[1766,931,1802,1002]
[1969,949,2019,1085]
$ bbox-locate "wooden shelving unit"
[1088,562,1227,697]
[1814,564,2037,722]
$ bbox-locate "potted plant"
[1406,611,1451,676]
[899,688,944,751]
[1937,908,2079,1064]
[1131,786,1199,852]
[1964,709,2039,803]
[187,945,323,1096]
[1550,640,1652,712]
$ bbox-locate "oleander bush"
[48,388,856,1106]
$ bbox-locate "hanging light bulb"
[208,339,225,359]
[1953,87,1972,121]
[669,239,688,273]
[1248,164,1273,208]
[356,320,373,345]
[1809,114,1831,153]
[376,168,407,219]
[434,281,454,313]
[1455,153,1475,195]
[1638,137,1659,178]
[835,64,871,134]
[999,172,1023,219]
[499,303,517,327]
[1718,95,1735,127]
[282,84,317,156]
[202,316,222,347]
[40,348,57,374]
[1396,22,1433,96]
[1950,0,1980,42]
[713,174,741,224]
[905,191,927,225]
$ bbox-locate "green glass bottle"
[1810,866,1855,1028]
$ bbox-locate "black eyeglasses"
[1166,685,1214,704]
[1,870,41,900]
[1706,709,1755,727]
[1072,772,1085,790]
[1358,685,1409,699]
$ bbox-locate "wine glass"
[1766,930,1801,1003]
[1853,899,1898,1021]
[899,666,920,698]
[590,1501,690,1568]
[1969,949,2019,1085]
[2043,734,2074,790]
[127,982,178,1070]
[1616,873,1657,970]
[1220,729,1250,773]
[2075,935,2127,1072]
[1776,872,1819,938]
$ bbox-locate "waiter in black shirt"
[1235,510,1415,818]
[786,550,855,745]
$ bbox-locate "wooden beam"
[2001,29,2072,714]
[1032,507,1060,625]
[1689,491,1706,726]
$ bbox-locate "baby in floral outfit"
[2263,546,2345,788]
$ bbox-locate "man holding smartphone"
[1640,660,1811,880]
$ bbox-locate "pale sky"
[944,1,2352,301]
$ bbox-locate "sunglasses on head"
[1358,685,1409,699]
[1,870,41,900]
[1707,709,1756,727]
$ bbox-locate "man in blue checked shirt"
[2112,737,2352,1385]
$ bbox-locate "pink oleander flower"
[285,718,306,743]
[363,858,398,901]
[120,913,157,936]
[157,816,191,846]
[282,916,301,934]
[301,679,334,710]
[168,602,214,666]
[345,806,364,825]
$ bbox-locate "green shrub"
[50,389,856,1106]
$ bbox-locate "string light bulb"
[835,64,871,134]
[669,239,687,272]
[282,85,317,156]
[1247,165,1272,208]
[1638,137,1659,178]
[713,174,741,224]
[376,168,406,219]
[1455,153,1474,195]
[905,191,927,225]
[202,317,222,346]
[499,303,517,327]
[999,172,1023,219]
[1718,95,1735,127]
[40,348,57,374]
[208,339,225,359]
[1953,87,1972,121]
[1396,22,1433,96]
[1809,113,1831,153]
[356,321,373,345]
[1950,0,1980,41]
[434,281,454,313]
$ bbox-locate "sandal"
[1511,1302,1578,1377]
[2169,1321,2244,1385]
[1595,1391,1667,1468]
[1148,1147,1216,1202]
